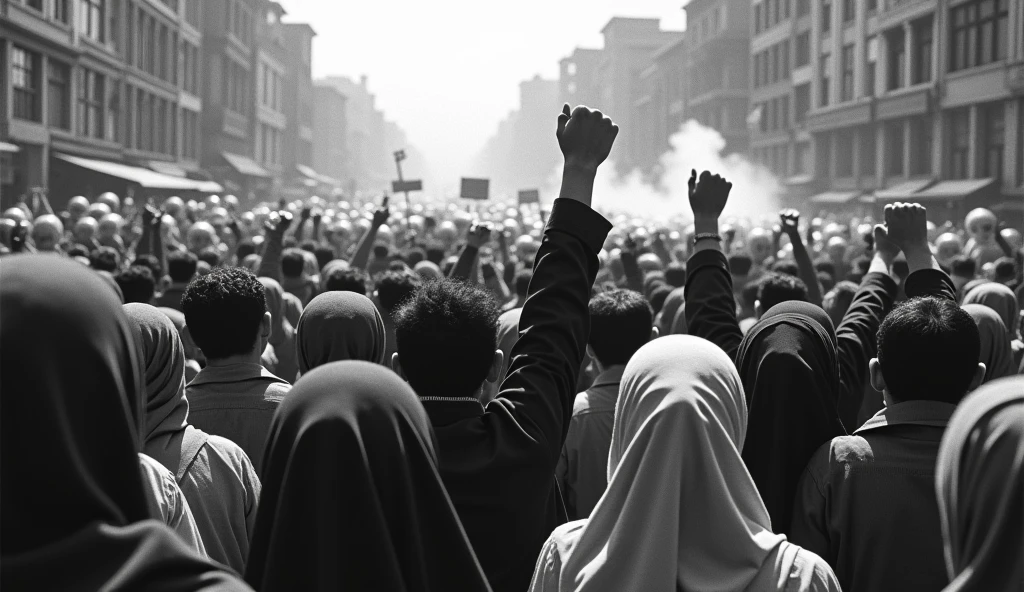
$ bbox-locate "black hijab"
[0,255,247,591]
[734,300,847,535]
[245,360,491,592]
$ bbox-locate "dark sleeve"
[903,269,956,302]
[256,233,283,282]
[450,244,479,280]
[620,251,644,294]
[494,199,611,466]
[835,271,898,428]
[789,446,833,562]
[503,258,517,288]
[684,249,743,360]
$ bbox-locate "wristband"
[693,233,722,245]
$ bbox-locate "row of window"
[16,0,70,24]
[258,60,285,112]
[128,86,175,156]
[226,0,255,46]
[255,122,282,167]
[126,2,178,84]
[690,5,726,47]
[223,57,251,115]
[755,94,791,133]
[753,0,791,35]
[753,40,790,88]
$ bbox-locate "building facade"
[311,82,347,188]
[281,22,317,191]
[633,36,689,175]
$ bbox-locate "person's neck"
[204,349,263,368]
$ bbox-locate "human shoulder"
[788,545,842,592]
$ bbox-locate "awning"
[55,153,222,192]
[0,142,20,153]
[296,164,319,179]
[222,152,271,178]
[914,178,996,200]
[874,179,935,200]
[784,174,814,186]
[148,160,188,177]
[809,190,862,204]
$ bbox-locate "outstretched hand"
[264,210,293,237]
[466,223,492,249]
[779,209,800,237]
[688,169,732,224]
[556,104,618,172]
[884,203,929,255]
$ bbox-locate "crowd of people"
[1,104,1022,592]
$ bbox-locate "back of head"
[877,297,980,404]
[281,248,306,279]
[296,292,387,372]
[992,257,1015,283]
[132,254,162,279]
[951,255,976,279]
[589,290,653,367]
[770,260,800,277]
[90,246,121,272]
[814,260,837,279]
[167,250,198,283]
[514,269,533,298]
[394,279,499,398]
[314,246,335,271]
[376,270,422,316]
[323,266,367,295]
[116,266,156,304]
[757,272,808,312]
[664,262,687,287]
[728,254,753,277]
[197,246,221,268]
[181,267,266,361]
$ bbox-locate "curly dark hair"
[322,267,367,295]
[115,265,156,304]
[181,267,267,360]
[375,270,422,316]
[757,272,808,312]
[589,289,653,366]
[90,246,120,272]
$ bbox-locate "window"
[867,0,877,12]
[819,54,831,106]
[946,109,969,178]
[797,0,810,17]
[182,109,199,160]
[77,68,104,139]
[79,0,104,42]
[49,0,69,23]
[980,103,1004,180]
[780,94,790,129]
[817,133,833,176]
[24,0,44,11]
[783,0,790,19]
[772,0,780,25]
[841,44,855,101]
[796,31,811,66]
[865,36,878,96]
[886,121,904,175]
[781,40,790,78]
[794,141,810,174]
[887,28,906,90]
[822,1,832,34]
[770,45,779,83]
[106,83,117,142]
[837,130,854,177]
[11,46,41,122]
[755,4,763,34]
[184,0,199,26]
[842,0,855,23]
[47,60,71,129]
[754,53,761,88]
[950,0,1009,71]
[910,117,933,175]
[795,83,811,122]
[913,17,933,83]
[860,127,877,175]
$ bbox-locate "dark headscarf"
[935,376,1023,592]
[245,361,491,592]
[963,282,1020,337]
[734,300,846,534]
[0,256,245,590]
[963,304,1016,384]
[296,291,387,373]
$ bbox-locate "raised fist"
[779,209,800,236]
[872,224,900,263]
[556,104,619,172]
[264,210,293,236]
[688,169,732,221]
[466,223,492,249]
[883,202,929,254]
[372,197,390,228]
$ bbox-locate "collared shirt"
[555,366,624,521]
[790,400,957,592]
[185,363,290,476]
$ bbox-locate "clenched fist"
[688,170,732,223]
[556,104,618,172]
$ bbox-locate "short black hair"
[649,284,673,315]
[90,247,121,272]
[993,257,1016,282]
[876,297,980,404]
[115,266,156,304]
[281,248,306,279]
[664,262,687,287]
[376,270,422,316]
[132,254,162,279]
[589,290,653,366]
[236,239,257,262]
[372,244,390,260]
[818,271,835,294]
[300,240,317,252]
[66,244,90,259]
[951,255,977,278]
[406,248,426,266]
[425,245,445,265]
[824,280,859,327]
[167,251,198,283]
[758,272,809,312]
[394,279,500,398]
[728,254,753,276]
[323,267,367,295]
[181,267,267,360]
[197,247,221,268]
[514,269,533,297]
[770,260,800,277]
[314,246,335,271]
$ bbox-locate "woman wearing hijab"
[259,277,298,382]
[734,301,847,535]
[295,291,387,373]
[529,336,840,592]
[657,286,685,336]
[1,255,248,590]
[962,304,1016,383]
[962,282,1023,368]
[934,376,1023,592]
[124,303,262,573]
[245,361,491,592]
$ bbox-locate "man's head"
[73,216,98,244]
[132,255,162,280]
[514,269,533,300]
[965,208,996,244]
[747,228,772,265]
[180,267,270,361]
[992,257,1016,284]
[872,297,984,404]
[756,272,808,317]
[281,248,307,280]
[31,214,64,252]
[322,267,367,295]
[314,246,335,271]
[90,246,120,272]
[588,289,656,370]
[664,262,687,287]
[197,246,221,268]
[729,254,753,286]
[770,260,800,277]
[375,270,422,317]
[393,279,501,399]
[167,251,198,284]
[115,266,156,304]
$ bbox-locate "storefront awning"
[222,152,271,178]
[0,142,20,153]
[874,179,935,200]
[296,164,319,179]
[809,190,862,204]
[913,178,996,200]
[55,153,222,191]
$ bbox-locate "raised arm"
[349,198,389,271]
[683,170,743,360]
[780,209,823,306]
[495,104,616,463]
[256,211,292,282]
[450,224,490,280]
[619,240,645,294]
[886,203,956,302]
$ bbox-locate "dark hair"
[314,246,335,271]
[993,257,1016,282]
[814,260,836,279]
[376,270,422,316]
[740,280,760,311]
[281,248,306,279]
[728,254,753,276]
[951,255,977,278]
[664,262,687,287]
[181,267,267,360]
[514,269,533,297]
[589,290,653,366]
[372,244,390,260]
[823,281,859,327]
[758,272,809,312]
[167,251,198,283]
[770,260,800,277]
[406,248,426,266]
[300,240,317,253]
[425,245,445,265]
[90,247,120,272]
[394,279,500,398]
[323,267,367,295]
[132,254,162,279]
[115,266,156,304]
[876,297,980,404]
[66,244,90,259]
[649,284,673,315]
[197,247,221,268]
[236,239,257,261]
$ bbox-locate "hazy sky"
[278,0,688,185]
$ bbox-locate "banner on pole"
[517,189,540,205]
[460,178,490,200]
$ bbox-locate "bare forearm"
[790,233,822,305]
[450,245,479,280]
[349,227,380,270]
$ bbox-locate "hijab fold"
[962,282,1020,338]
[296,291,387,373]
[963,304,1016,383]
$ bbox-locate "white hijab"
[538,335,787,591]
